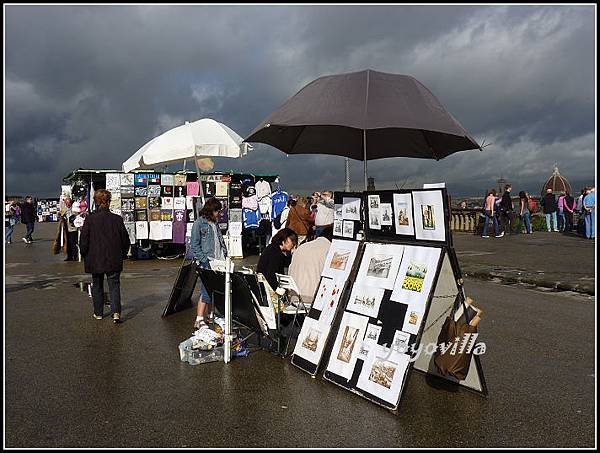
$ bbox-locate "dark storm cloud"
[5,4,595,197]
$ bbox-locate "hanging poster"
[380,203,393,226]
[135,210,147,221]
[120,173,134,186]
[109,194,121,212]
[356,345,411,405]
[216,181,228,197]
[124,222,136,245]
[390,245,441,312]
[174,197,186,210]
[333,219,343,236]
[149,210,161,221]
[346,285,386,318]
[147,196,161,210]
[326,312,370,380]
[162,197,174,210]
[121,198,135,211]
[161,221,173,240]
[148,185,161,197]
[393,193,414,236]
[174,185,187,198]
[358,324,382,360]
[134,173,148,186]
[122,211,135,223]
[355,243,404,290]
[174,174,187,187]
[334,204,343,221]
[412,190,446,242]
[135,221,149,240]
[121,186,134,198]
[147,173,160,185]
[161,210,173,221]
[342,220,354,238]
[293,317,329,364]
[321,239,360,280]
[161,185,174,197]
[161,174,174,186]
[106,173,121,190]
[134,186,148,197]
[149,221,162,240]
[342,197,361,221]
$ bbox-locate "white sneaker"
[481,235,490,238]
[22,238,28,243]
[495,232,505,238]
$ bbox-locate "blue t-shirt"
[242,208,261,229]
[271,191,289,218]
[583,192,595,210]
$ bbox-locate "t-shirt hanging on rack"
[242,208,261,229]
[255,179,272,217]
[271,191,289,218]
[242,194,259,211]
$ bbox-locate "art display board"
[291,238,362,376]
[363,189,452,247]
[412,249,488,396]
[322,243,446,410]
[333,192,364,242]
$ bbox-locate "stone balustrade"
[450,208,482,233]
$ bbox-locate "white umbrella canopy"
[122,118,251,172]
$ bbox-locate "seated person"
[288,225,333,304]
[256,228,298,295]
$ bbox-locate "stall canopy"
[123,118,252,172]
[244,69,481,189]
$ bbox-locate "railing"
[450,208,482,233]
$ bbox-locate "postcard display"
[292,188,487,411]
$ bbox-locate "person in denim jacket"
[191,197,227,330]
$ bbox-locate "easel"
[291,188,488,411]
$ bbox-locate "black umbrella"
[245,69,481,189]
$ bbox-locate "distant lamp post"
[344,157,350,191]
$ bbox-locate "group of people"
[481,184,596,239]
[5,196,38,244]
[190,191,336,331]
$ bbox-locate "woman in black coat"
[79,189,130,323]
[256,228,298,292]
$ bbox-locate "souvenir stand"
[291,188,487,411]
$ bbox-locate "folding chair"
[275,273,311,357]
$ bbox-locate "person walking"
[61,198,80,261]
[541,188,559,232]
[5,200,20,244]
[79,189,130,323]
[515,191,532,234]
[482,189,503,238]
[20,196,37,243]
[582,187,595,239]
[190,197,227,330]
[557,192,566,232]
[562,191,576,233]
[499,184,515,235]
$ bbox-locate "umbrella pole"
[363,130,368,191]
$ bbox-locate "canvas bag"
[433,315,478,381]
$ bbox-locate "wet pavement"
[4,223,596,448]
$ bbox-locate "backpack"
[528,198,537,213]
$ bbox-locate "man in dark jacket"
[79,189,130,323]
[499,185,515,235]
[541,188,558,232]
[20,196,37,243]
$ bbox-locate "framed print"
[358,323,382,360]
[321,239,360,280]
[135,221,149,239]
[393,193,414,236]
[312,276,335,312]
[412,190,446,242]
[380,203,393,226]
[342,220,354,238]
[356,344,411,405]
[333,219,343,236]
[346,285,385,318]
[334,204,343,220]
[342,197,361,221]
[390,245,442,312]
[326,312,370,380]
[355,243,405,290]
[293,317,329,364]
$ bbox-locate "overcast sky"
[4,4,596,198]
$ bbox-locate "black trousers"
[92,272,122,317]
[564,211,574,232]
[501,211,515,233]
[67,231,79,260]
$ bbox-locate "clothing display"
[271,191,289,218]
[186,182,199,197]
[241,195,259,211]
[242,208,260,229]
[255,179,272,216]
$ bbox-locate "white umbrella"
[122,118,251,172]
